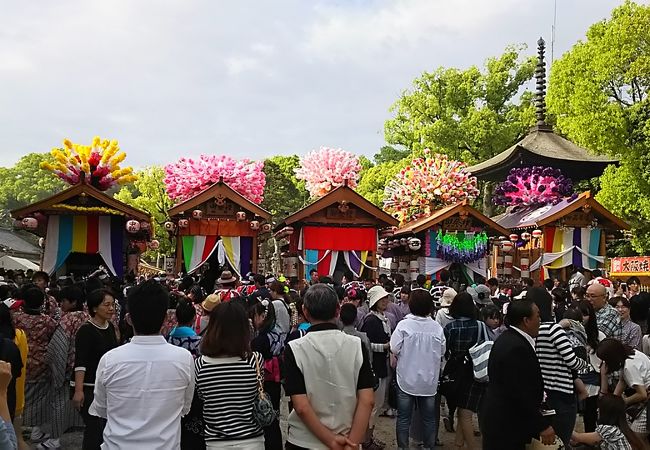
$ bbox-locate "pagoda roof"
[492,191,629,231]
[394,201,510,237]
[467,126,618,181]
[10,182,150,221]
[279,184,398,229]
[168,179,271,220]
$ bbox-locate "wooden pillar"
[252,233,258,276]
[174,234,183,275]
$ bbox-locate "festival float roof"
[168,178,271,220]
[278,184,398,229]
[393,201,509,237]
[11,182,150,230]
[467,38,617,181]
[492,191,629,231]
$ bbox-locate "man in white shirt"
[89,280,194,450]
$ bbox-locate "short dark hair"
[439,269,450,283]
[613,296,631,309]
[627,276,641,285]
[409,289,433,317]
[201,302,250,358]
[303,284,338,321]
[392,273,405,287]
[543,278,554,291]
[449,292,477,319]
[309,269,318,276]
[521,277,535,288]
[592,269,603,277]
[340,303,357,326]
[86,289,113,317]
[480,304,502,322]
[505,299,535,327]
[597,338,634,373]
[248,299,276,333]
[175,299,196,325]
[487,278,499,288]
[23,287,45,310]
[127,280,168,334]
[383,279,395,292]
[571,286,586,298]
[526,287,553,322]
[253,274,265,286]
[416,274,426,287]
[31,271,49,283]
[60,285,85,311]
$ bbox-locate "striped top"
[535,322,588,394]
[194,353,264,442]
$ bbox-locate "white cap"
[367,285,390,309]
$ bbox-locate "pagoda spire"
[535,37,548,127]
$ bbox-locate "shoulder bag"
[252,353,277,427]
[468,321,493,383]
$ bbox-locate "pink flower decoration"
[294,147,362,198]
[384,150,479,224]
[164,155,266,203]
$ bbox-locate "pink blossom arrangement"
[164,155,265,203]
[40,136,136,190]
[493,166,574,208]
[294,147,362,198]
[384,150,480,224]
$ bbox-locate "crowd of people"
[0,265,649,449]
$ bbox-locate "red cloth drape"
[302,226,376,251]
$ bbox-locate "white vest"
[287,329,364,449]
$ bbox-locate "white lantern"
[501,241,513,252]
[236,211,246,221]
[498,235,507,242]
[192,209,203,220]
[178,219,189,228]
[504,255,513,275]
[532,229,543,239]
[262,223,272,233]
[250,220,260,230]
[140,221,151,231]
[408,238,422,251]
[22,217,38,230]
[509,233,519,243]
[126,219,141,233]
[400,238,408,246]
[164,221,176,231]
[521,232,531,241]
[149,239,160,250]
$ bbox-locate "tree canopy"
[548,0,650,253]
[261,155,309,221]
[384,46,537,164]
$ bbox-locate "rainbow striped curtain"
[544,227,602,270]
[42,215,124,277]
[182,236,253,276]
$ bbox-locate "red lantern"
[164,221,175,231]
[509,233,519,243]
[149,239,160,250]
[22,217,38,230]
[140,221,150,231]
[126,219,140,233]
[261,223,272,233]
[521,232,531,241]
[532,229,543,239]
[250,220,260,230]
[178,219,189,228]
[236,211,246,221]
[192,209,203,220]
[501,241,513,252]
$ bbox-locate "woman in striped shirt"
[528,287,587,448]
[195,302,265,450]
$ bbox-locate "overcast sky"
[0,0,637,169]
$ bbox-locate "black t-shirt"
[630,292,650,325]
[74,321,118,385]
[0,338,23,419]
[283,323,375,396]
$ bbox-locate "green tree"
[356,159,409,207]
[261,155,309,222]
[0,153,65,224]
[373,146,411,164]
[114,166,175,256]
[384,46,537,164]
[547,1,650,253]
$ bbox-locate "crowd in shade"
[0,265,649,449]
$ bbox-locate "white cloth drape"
[530,245,604,271]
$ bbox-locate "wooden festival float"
[11,137,153,278]
[387,201,510,284]
[166,178,272,277]
[274,183,399,281]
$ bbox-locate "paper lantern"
[149,239,160,250]
[261,223,272,233]
[409,260,419,280]
[521,232,531,241]
[178,219,189,228]
[532,229,543,239]
[392,239,400,247]
[21,217,38,230]
[285,226,294,236]
[509,233,519,243]
[520,257,530,278]
[408,238,422,251]
[236,211,246,221]
[38,237,45,248]
[399,238,407,246]
[250,220,260,230]
[140,221,151,231]
[504,255,513,275]
[496,255,504,275]
[192,209,203,220]
[498,235,507,241]
[501,241,513,252]
[126,219,141,233]
[164,221,176,231]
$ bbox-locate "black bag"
[181,388,205,450]
[439,353,469,401]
